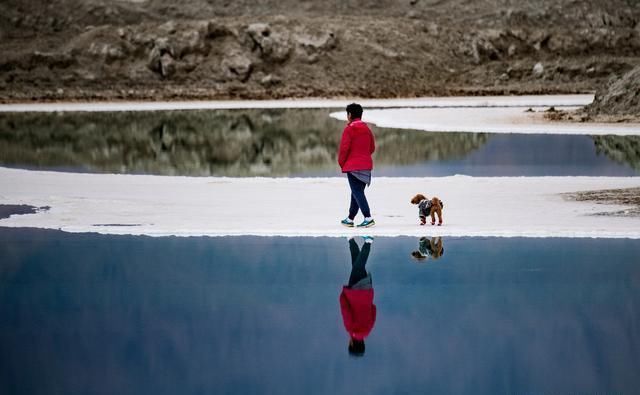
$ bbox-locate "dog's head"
[411,251,427,261]
[410,194,427,205]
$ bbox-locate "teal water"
[1,229,639,394]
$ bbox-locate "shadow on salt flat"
[0,204,50,220]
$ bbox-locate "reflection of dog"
[411,194,443,226]
[411,237,444,261]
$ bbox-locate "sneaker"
[363,235,374,243]
[357,218,375,228]
[341,218,354,227]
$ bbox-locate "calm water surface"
[1,229,639,394]
[1,109,638,176]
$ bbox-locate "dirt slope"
[584,65,640,118]
[1,0,639,102]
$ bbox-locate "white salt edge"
[1,167,638,238]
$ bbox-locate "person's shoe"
[357,218,375,228]
[341,218,354,227]
[363,235,374,243]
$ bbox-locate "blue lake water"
[301,133,639,177]
[1,229,639,394]
[1,109,638,176]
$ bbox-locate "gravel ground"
[563,187,640,217]
[1,0,639,103]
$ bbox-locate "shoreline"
[544,108,640,124]
[0,87,596,105]
[0,94,593,112]
[3,94,638,130]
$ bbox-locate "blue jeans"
[347,172,371,219]
[348,238,372,287]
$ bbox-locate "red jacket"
[340,287,376,341]
[338,119,375,173]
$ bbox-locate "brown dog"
[410,194,443,226]
[411,237,445,261]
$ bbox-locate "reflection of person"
[340,236,376,356]
[411,237,445,261]
[338,103,376,228]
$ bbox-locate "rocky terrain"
[583,65,640,120]
[563,187,640,216]
[1,0,639,103]
[543,65,640,122]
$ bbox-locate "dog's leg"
[436,207,443,226]
[430,207,436,225]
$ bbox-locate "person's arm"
[340,291,354,328]
[370,304,377,329]
[369,128,376,154]
[338,126,352,167]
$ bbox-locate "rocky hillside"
[583,65,640,119]
[1,0,639,102]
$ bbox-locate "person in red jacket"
[340,236,376,356]
[338,103,376,228]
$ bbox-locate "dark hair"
[348,339,366,356]
[346,103,363,119]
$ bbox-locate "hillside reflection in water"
[1,109,638,176]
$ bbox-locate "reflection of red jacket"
[340,287,376,340]
[338,119,375,172]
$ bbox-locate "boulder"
[147,46,162,73]
[177,54,202,74]
[222,53,253,82]
[293,30,337,63]
[147,38,175,74]
[294,30,337,51]
[547,34,575,53]
[246,23,291,62]
[160,53,175,78]
[466,29,517,63]
[585,66,640,117]
[470,37,499,64]
[88,42,126,62]
[174,28,210,58]
[259,73,281,86]
[206,20,232,39]
[532,62,544,76]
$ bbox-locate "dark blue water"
[1,229,639,394]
